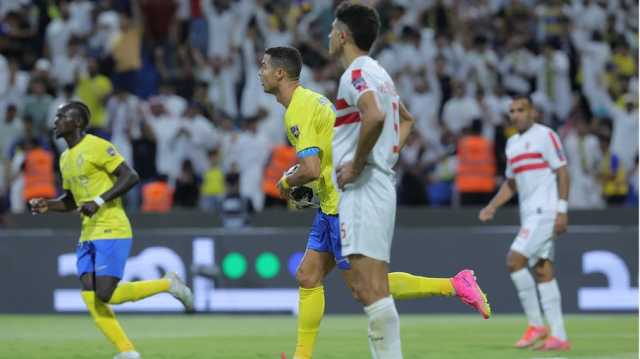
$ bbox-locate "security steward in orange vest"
[141,174,173,213]
[22,140,57,203]
[456,119,496,205]
[262,144,297,207]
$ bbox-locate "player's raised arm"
[398,101,415,150]
[336,91,385,188]
[30,190,77,214]
[479,178,516,222]
[77,162,140,218]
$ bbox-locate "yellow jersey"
[284,86,339,215]
[59,134,132,241]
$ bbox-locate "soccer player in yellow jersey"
[259,47,490,359]
[29,101,194,359]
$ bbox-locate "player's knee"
[506,253,527,273]
[533,262,554,282]
[296,267,323,289]
[95,288,114,303]
[352,280,387,305]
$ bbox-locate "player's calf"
[346,256,390,306]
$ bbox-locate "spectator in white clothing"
[201,0,236,59]
[45,2,73,59]
[68,0,94,37]
[174,103,219,176]
[564,117,604,208]
[143,98,181,180]
[442,81,481,137]
[51,37,87,89]
[106,87,140,165]
[536,40,572,122]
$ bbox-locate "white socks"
[364,296,403,359]
[510,268,544,327]
[538,279,567,340]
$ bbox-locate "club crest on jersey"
[351,69,368,92]
[107,147,116,157]
[291,125,300,138]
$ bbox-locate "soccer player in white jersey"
[479,95,571,351]
[327,3,487,358]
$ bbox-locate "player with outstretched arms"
[479,95,571,351]
[259,45,491,359]
[327,2,491,358]
[29,101,194,359]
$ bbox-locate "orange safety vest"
[455,135,496,193]
[23,148,56,200]
[262,145,297,198]
[141,181,174,213]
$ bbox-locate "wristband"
[94,196,106,207]
[280,176,290,190]
[557,199,568,214]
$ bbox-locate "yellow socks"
[294,286,325,359]
[81,291,134,353]
[108,279,171,305]
[388,272,455,300]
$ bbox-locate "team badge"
[107,147,116,157]
[351,69,368,92]
[291,125,300,138]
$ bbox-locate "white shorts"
[510,214,556,267]
[339,166,396,263]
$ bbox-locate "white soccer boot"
[165,272,195,312]
[114,351,141,359]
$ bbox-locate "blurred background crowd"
[0,0,637,219]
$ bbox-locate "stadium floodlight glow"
[222,252,248,279]
[255,252,280,279]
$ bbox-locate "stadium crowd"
[0,0,637,217]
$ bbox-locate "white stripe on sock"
[510,268,544,327]
[364,296,403,359]
[538,279,567,340]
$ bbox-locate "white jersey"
[333,56,400,175]
[505,123,567,218]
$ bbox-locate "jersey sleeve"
[294,111,321,158]
[505,161,514,179]
[343,68,376,107]
[92,139,125,173]
[542,129,567,170]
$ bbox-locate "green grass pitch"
[1,314,636,358]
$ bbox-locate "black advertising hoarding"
[0,225,637,313]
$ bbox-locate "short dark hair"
[512,94,533,105]
[62,101,91,129]
[265,46,302,80]
[335,2,380,52]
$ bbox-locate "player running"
[260,14,489,359]
[479,95,571,351]
[29,101,194,359]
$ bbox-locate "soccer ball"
[283,164,320,209]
